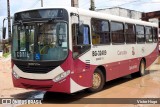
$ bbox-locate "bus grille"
[16,65,56,74]
[22,83,52,90]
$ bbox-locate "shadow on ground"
[10,70,157,104]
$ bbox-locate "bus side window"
[136,25,145,43]
[77,25,90,45]
[145,26,153,43]
[72,24,91,58]
[91,18,110,45]
[111,21,124,44]
[153,27,158,42]
[125,23,136,44]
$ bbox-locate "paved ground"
[0,57,160,107]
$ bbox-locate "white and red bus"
[11,7,159,93]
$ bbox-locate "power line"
[96,0,160,10]
[134,1,160,5]
[114,0,140,7]
[96,0,117,7]
[29,0,40,8]
[80,0,90,8]
[96,0,140,9]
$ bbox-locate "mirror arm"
[2,18,7,39]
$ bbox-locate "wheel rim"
[141,62,145,75]
[92,73,101,89]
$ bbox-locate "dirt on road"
[0,57,33,98]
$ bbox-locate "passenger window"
[153,27,158,42]
[125,23,136,43]
[111,21,124,44]
[145,26,153,43]
[72,24,91,58]
[77,26,90,45]
[91,18,110,45]
[136,25,145,43]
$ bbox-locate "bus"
[11,7,159,93]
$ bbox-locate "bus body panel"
[12,7,159,93]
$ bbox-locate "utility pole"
[71,0,79,8]
[89,0,95,11]
[7,0,11,40]
[41,0,43,7]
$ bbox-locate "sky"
[0,0,160,39]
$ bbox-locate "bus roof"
[15,7,158,27]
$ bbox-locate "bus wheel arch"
[131,58,146,78]
[87,66,106,92]
[141,57,146,66]
[139,58,146,76]
[97,66,106,80]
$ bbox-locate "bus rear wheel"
[87,68,105,92]
[131,60,146,77]
[139,60,146,76]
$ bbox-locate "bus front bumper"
[12,73,71,93]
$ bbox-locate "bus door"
[72,23,91,73]
[71,22,92,87]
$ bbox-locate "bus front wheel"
[87,68,105,92]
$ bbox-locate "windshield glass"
[12,22,68,61]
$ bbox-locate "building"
[96,7,142,20]
[142,10,160,28]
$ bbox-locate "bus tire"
[131,60,146,78]
[87,68,105,92]
[139,60,146,76]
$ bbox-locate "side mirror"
[2,27,6,39]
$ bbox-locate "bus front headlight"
[12,71,20,79]
[53,70,70,82]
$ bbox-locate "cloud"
[0,0,7,16]
[151,0,160,2]
[44,0,71,7]
[122,0,160,12]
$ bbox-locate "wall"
[97,7,142,20]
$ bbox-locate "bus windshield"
[12,22,68,61]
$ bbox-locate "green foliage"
[3,52,10,58]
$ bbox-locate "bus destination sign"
[15,9,63,21]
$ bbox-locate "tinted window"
[153,27,158,42]
[77,25,90,45]
[91,18,110,45]
[111,21,124,43]
[125,23,136,43]
[72,24,91,58]
[136,25,145,43]
[145,26,153,43]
